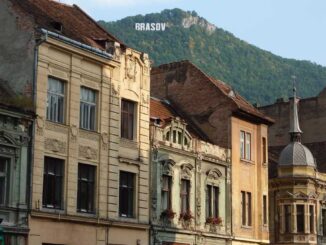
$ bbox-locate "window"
[0,158,9,205]
[322,209,326,235]
[284,205,291,233]
[165,129,190,147]
[296,204,304,233]
[121,99,136,140]
[241,191,252,226]
[42,157,63,209]
[119,171,135,217]
[206,185,219,218]
[310,205,314,233]
[77,163,96,213]
[161,175,172,210]
[263,195,267,225]
[47,77,65,123]
[80,87,97,131]
[180,179,190,213]
[262,137,267,163]
[240,131,251,160]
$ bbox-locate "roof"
[150,97,209,141]
[10,0,124,50]
[152,60,274,125]
[279,142,316,168]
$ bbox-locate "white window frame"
[80,86,97,131]
[46,77,65,123]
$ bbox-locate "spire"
[289,76,302,142]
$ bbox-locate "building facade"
[150,98,231,245]
[269,89,326,245]
[151,60,273,245]
[1,1,151,245]
[0,104,33,245]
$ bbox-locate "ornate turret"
[278,78,316,168]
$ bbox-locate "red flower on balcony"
[179,210,194,221]
[160,209,176,220]
[206,216,222,225]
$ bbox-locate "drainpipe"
[28,32,47,215]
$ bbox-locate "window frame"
[161,175,172,211]
[263,195,268,225]
[309,205,315,233]
[322,209,326,235]
[119,171,135,218]
[42,156,64,209]
[46,77,65,124]
[0,157,9,206]
[180,179,190,213]
[262,137,267,164]
[121,99,136,140]
[206,184,219,219]
[80,86,97,131]
[240,130,252,161]
[296,204,305,233]
[284,204,291,233]
[77,163,96,214]
[241,191,252,227]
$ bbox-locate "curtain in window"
[80,87,96,131]
[47,78,64,123]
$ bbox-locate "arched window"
[164,125,192,148]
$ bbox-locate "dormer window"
[165,127,191,148]
[51,21,63,32]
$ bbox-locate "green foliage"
[98,9,326,105]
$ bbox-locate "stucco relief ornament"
[180,163,193,179]
[101,132,109,150]
[70,125,78,142]
[112,83,120,97]
[36,116,44,136]
[126,55,136,80]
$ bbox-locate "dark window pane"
[297,205,304,233]
[77,163,96,213]
[310,205,314,233]
[241,191,246,226]
[247,192,252,226]
[119,171,135,217]
[180,179,190,213]
[42,157,63,209]
[322,209,326,235]
[263,195,267,225]
[284,205,291,233]
[121,100,135,140]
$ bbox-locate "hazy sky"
[60,0,326,66]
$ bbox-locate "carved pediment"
[160,158,176,175]
[180,163,194,179]
[277,191,317,200]
[206,168,222,181]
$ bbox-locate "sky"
[60,0,326,66]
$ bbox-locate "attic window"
[165,126,191,148]
[52,21,63,32]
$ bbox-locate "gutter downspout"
[29,33,47,217]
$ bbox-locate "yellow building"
[151,60,274,245]
[2,1,150,244]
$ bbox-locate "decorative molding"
[160,159,176,176]
[180,163,194,180]
[45,138,66,154]
[101,132,109,150]
[79,145,98,160]
[36,116,44,136]
[70,125,78,142]
[79,130,100,141]
[207,168,223,181]
[45,121,68,134]
[118,157,142,166]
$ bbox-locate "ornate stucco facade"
[151,61,273,245]
[0,105,33,245]
[150,98,231,245]
[1,1,150,245]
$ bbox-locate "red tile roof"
[150,98,208,141]
[10,0,124,50]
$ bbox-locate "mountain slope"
[98,9,326,105]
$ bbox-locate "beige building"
[151,60,273,245]
[268,88,326,245]
[149,98,231,245]
[2,1,150,245]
